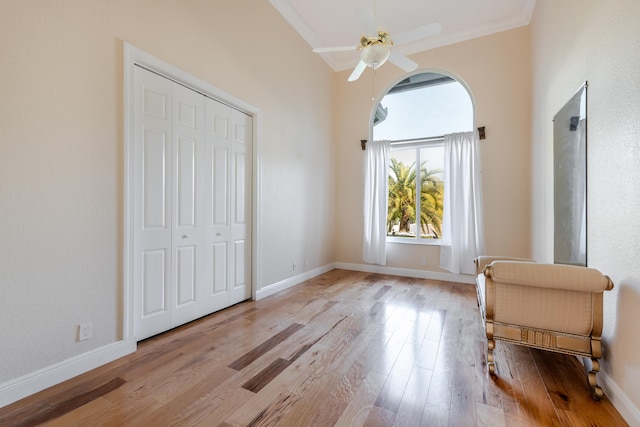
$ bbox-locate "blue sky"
[374,79,473,171]
[373,80,474,141]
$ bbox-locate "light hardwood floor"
[0,270,628,426]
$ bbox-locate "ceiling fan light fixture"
[360,44,391,69]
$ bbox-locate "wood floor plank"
[364,405,396,427]
[241,358,293,393]
[425,309,447,341]
[491,342,534,424]
[374,362,413,413]
[416,338,440,371]
[449,362,478,426]
[509,344,562,425]
[221,343,332,426]
[176,387,253,426]
[393,366,432,426]
[425,330,457,410]
[421,403,450,427]
[7,377,125,427]
[135,366,238,425]
[0,400,52,427]
[273,370,349,426]
[334,371,388,427]
[476,401,506,427]
[0,269,627,427]
[228,323,305,371]
[39,397,113,427]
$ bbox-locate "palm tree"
[387,159,444,238]
[387,158,416,234]
[419,163,444,238]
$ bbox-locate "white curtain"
[363,140,390,265]
[439,131,486,275]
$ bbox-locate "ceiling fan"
[312,8,442,81]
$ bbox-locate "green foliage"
[387,158,444,238]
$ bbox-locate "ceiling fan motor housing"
[359,31,393,68]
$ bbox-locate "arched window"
[373,72,473,243]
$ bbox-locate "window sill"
[386,238,442,246]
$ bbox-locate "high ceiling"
[269,0,536,72]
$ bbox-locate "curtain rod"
[390,135,445,145]
[361,126,485,150]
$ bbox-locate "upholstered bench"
[474,256,614,399]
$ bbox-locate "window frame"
[370,69,475,248]
[386,139,444,246]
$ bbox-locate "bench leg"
[487,338,496,375]
[485,320,496,375]
[588,357,603,400]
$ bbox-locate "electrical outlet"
[420,258,427,266]
[292,261,297,271]
[78,321,92,341]
[305,258,309,268]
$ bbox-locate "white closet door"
[132,66,251,340]
[203,98,252,313]
[133,67,174,339]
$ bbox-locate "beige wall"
[0,0,335,383]
[531,0,640,412]
[333,27,532,272]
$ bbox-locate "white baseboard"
[255,263,337,299]
[0,338,137,408]
[600,370,640,426]
[334,262,476,284]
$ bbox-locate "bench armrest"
[474,256,533,275]
[484,261,613,293]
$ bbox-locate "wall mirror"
[554,82,587,266]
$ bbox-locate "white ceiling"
[270,0,536,72]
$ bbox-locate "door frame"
[122,43,261,340]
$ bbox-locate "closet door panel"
[176,245,196,306]
[142,249,168,316]
[176,137,196,228]
[133,66,173,339]
[230,110,252,301]
[234,240,246,287]
[234,152,246,225]
[142,129,168,229]
[212,146,229,227]
[171,83,205,325]
[212,242,227,295]
[204,98,233,310]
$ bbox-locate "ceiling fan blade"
[393,22,442,45]
[356,8,378,38]
[348,60,368,82]
[312,46,358,53]
[388,51,418,72]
